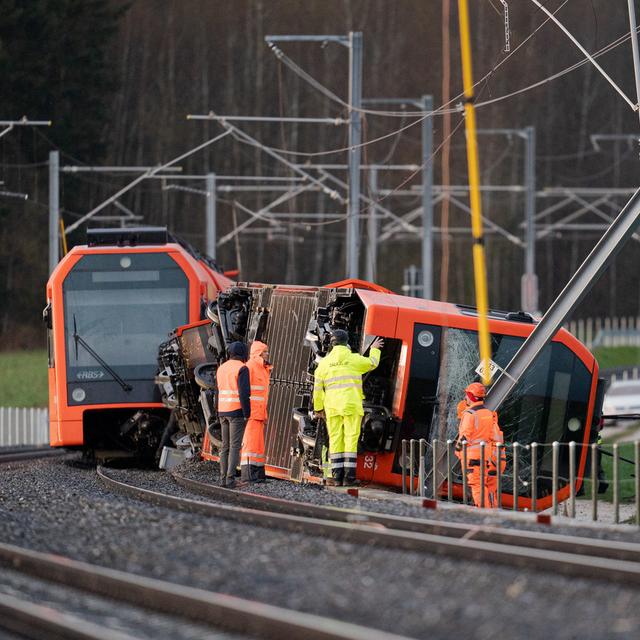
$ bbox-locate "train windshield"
[63,253,189,381]
[404,324,593,450]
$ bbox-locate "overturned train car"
[158,281,604,511]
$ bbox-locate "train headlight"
[417,330,434,348]
[72,388,86,402]
[567,417,581,432]
[120,256,132,269]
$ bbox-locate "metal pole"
[49,151,60,273]
[347,31,363,279]
[627,0,640,129]
[432,439,438,501]
[409,439,416,496]
[480,442,486,508]
[552,441,559,515]
[401,439,407,494]
[487,188,640,412]
[206,173,216,259]
[366,168,378,283]
[462,442,468,505]
[591,442,598,522]
[422,94,434,299]
[512,442,519,511]
[446,439,453,501]
[418,439,426,498]
[635,440,639,527]
[614,442,620,524]
[496,442,503,509]
[530,442,538,512]
[522,126,538,313]
[569,441,576,518]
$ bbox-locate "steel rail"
[0,592,138,640]
[0,540,409,640]
[172,473,640,564]
[0,447,65,464]
[96,467,640,586]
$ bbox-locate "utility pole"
[422,95,434,299]
[522,126,538,313]
[347,31,363,279]
[366,168,378,282]
[49,151,59,274]
[206,173,216,259]
[264,32,363,279]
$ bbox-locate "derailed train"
[158,279,605,511]
[45,227,605,509]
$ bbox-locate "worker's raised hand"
[370,337,384,351]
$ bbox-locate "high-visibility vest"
[247,357,270,421]
[216,359,245,412]
[458,404,504,466]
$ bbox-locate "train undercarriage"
[155,283,401,480]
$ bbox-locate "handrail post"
[446,439,453,502]
[552,441,559,516]
[512,442,519,511]
[401,439,407,495]
[480,441,486,509]
[432,439,438,501]
[530,442,538,512]
[418,439,426,498]
[591,442,598,522]
[409,439,416,496]
[569,441,576,518]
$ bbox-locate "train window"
[436,327,592,491]
[62,253,189,388]
[435,328,590,442]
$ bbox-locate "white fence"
[0,407,49,447]
[564,317,640,349]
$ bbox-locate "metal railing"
[0,407,49,447]
[564,315,640,349]
[400,437,640,526]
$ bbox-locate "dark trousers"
[219,416,247,483]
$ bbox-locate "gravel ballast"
[0,455,639,639]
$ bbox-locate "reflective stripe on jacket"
[216,359,249,414]
[313,345,381,416]
[246,341,271,421]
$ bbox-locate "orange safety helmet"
[465,382,486,402]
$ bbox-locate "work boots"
[343,472,360,487]
[326,469,344,487]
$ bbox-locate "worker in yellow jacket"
[313,330,383,486]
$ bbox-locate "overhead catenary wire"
[254,7,640,162]
[65,129,233,234]
[265,0,569,120]
[529,0,637,110]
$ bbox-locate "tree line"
[0,0,638,349]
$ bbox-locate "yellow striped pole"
[458,0,492,384]
[59,218,68,256]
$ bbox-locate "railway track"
[0,446,65,464]
[0,591,139,640]
[0,540,408,640]
[97,466,640,587]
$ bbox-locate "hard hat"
[330,329,349,346]
[465,382,486,400]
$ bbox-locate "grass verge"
[0,350,48,407]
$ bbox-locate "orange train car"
[161,280,605,511]
[44,227,233,456]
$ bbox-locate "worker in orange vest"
[455,382,505,508]
[241,341,272,483]
[216,342,251,488]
